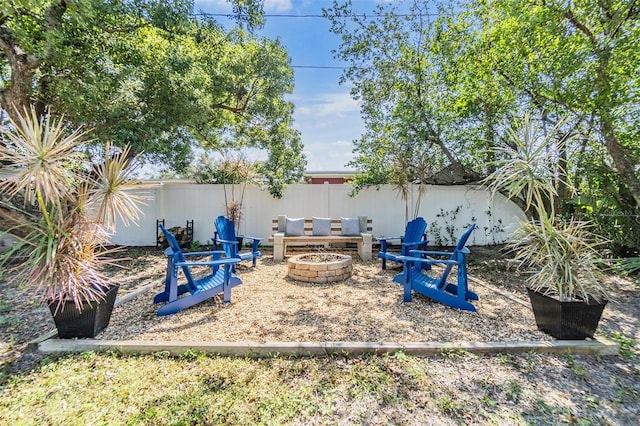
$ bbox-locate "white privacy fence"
[110,181,525,247]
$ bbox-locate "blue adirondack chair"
[377,217,428,270]
[213,215,262,268]
[154,224,242,316]
[394,224,479,312]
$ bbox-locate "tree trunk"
[600,116,640,209]
[561,3,640,209]
[0,1,68,122]
[0,205,31,239]
[0,26,38,120]
[593,39,640,209]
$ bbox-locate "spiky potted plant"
[484,113,609,340]
[191,151,258,244]
[0,107,143,338]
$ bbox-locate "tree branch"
[562,8,596,45]
[609,0,638,39]
[211,103,246,114]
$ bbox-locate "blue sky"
[193,0,384,171]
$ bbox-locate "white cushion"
[285,217,305,236]
[312,217,331,236]
[341,217,360,236]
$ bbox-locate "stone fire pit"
[287,253,353,283]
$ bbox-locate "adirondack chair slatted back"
[378,217,428,269]
[215,215,237,258]
[159,224,197,290]
[401,217,428,255]
[455,224,476,252]
[214,215,262,268]
[435,224,476,289]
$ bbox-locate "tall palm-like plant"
[191,151,258,235]
[483,112,609,302]
[220,153,258,234]
[0,107,143,313]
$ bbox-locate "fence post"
[324,181,330,217]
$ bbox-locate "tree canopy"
[326,0,639,248]
[1,0,305,195]
[475,0,640,205]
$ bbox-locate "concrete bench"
[268,216,373,262]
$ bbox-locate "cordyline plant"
[190,151,259,235]
[483,112,609,303]
[0,107,143,313]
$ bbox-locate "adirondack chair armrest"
[182,250,226,257]
[239,236,263,252]
[213,237,239,246]
[212,231,239,245]
[164,247,226,259]
[174,258,240,268]
[409,249,453,257]
[238,235,263,242]
[377,236,402,242]
[377,236,402,253]
[396,256,458,266]
[410,247,470,256]
[401,240,427,247]
[242,236,262,253]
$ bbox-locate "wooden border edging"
[468,275,532,308]
[114,283,157,306]
[37,338,619,357]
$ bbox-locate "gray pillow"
[312,217,331,236]
[286,217,305,236]
[277,215,287,232]
[358,216,368,233]
[341,217,360,236]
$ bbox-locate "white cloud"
[292,89,364,169]
[264,0,293,12]
[194,0,232,11]
[195,0,294,15]
[332,140,354,148]
[297,92,361,118]
[304,138,356,171]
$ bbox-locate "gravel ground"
[101,255,552,343]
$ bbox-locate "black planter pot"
[48,285,119,339]
[527,287,607,340]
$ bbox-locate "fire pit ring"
[287,253,353,283]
